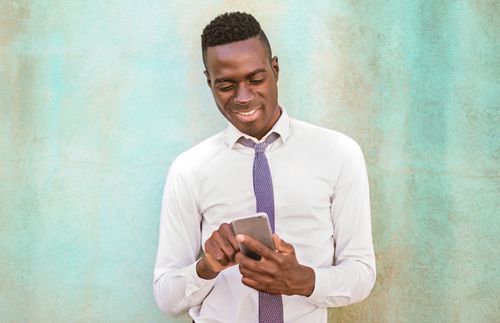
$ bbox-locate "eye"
[249,79,264,84]
[218,84,235,92]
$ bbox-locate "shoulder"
[289,117,362,156]
[169,130,227,177]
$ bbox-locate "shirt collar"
[224,107,291,149]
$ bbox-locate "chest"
[197,147,336,243]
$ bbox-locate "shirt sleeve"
[153,158,216,316]
[307,139,376,307]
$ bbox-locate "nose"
[234,84,254,105]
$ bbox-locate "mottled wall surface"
[1,1,498,322]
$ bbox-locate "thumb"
[273,234,294,254]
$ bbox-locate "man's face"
[204,36,280,140]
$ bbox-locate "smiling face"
[204,36,281,140]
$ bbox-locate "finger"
[238,262,260,280]
[213,231,237,262]
[273,234,295,254]
[235,251,275,277]
[236,234,275,259]
[234,251,246,264]
[219,223,239,251]
[241,276,261,290]
[241,277,280,295]
[205,238,230,266]
[238,261,276,282]
[204,253,225,272]
[235,251,265,272]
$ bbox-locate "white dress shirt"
[153,109,376,323]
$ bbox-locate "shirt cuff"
[307,267,332,305]
[184,259,218,299]
[307,266,356,308]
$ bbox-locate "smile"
[233,107,262,122]
[236,109,258,116]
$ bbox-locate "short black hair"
[201,12,272,66]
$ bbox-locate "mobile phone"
[231,213,275,260]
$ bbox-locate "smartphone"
[231,213,275,260]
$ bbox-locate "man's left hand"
[234,234,315,296]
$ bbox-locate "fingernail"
[236,234,244,242]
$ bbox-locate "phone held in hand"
[231,213,275,260]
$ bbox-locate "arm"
[153,159,241,316]
[308,140,376,307]
[234,140,375,306]
[153,160,216,316]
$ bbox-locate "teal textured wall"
[1,1,499,322]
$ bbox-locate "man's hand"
[234,234,315,296]
[196,223,240,280]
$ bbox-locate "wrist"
[296,265,315,296]
[196,257,219,280]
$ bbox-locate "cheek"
[211,91,222,106]
[266,85,278,103]
[216,94,233,109]
[260,84,276,99]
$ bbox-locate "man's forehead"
[205,37,267,65]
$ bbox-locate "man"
[154,12,375,323]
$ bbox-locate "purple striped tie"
[239,132,284,323]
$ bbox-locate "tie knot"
[238,132,280,153]
[254,142,267,153]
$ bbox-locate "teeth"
[237,109,257,116]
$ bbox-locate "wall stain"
[0,1,31,47]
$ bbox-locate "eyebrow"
[214,68,267,85]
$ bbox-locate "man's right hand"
[196,223,239,279]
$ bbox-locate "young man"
[154,12,375,323]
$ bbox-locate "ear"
[271,56,279,81]
[204,70,212,88]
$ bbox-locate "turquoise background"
[1,1,499,322]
